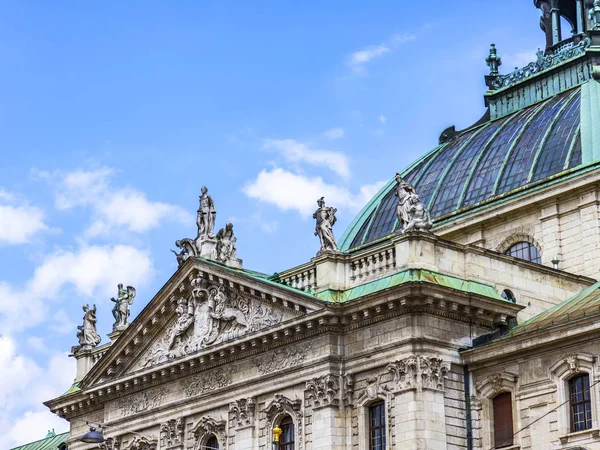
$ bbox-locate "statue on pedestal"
[72,304,101,354]
[313,197,339,255]
[215,223,237,262]
[197,186,216,240]
[111,283,136,331]
[394,173,433,234]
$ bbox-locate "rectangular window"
[369,401,386,450]
[570,375,592,432]
[493,392,514,448]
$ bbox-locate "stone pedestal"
[73,347,94,382]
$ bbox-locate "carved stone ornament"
[99,436,121,450]
[341,374,354,407]
[160,418,184,448]
[491,38,592,89]
[111,284,136,332]
[255,344,308,375]
[489,373,504,394]
[181,368,232,398]
[192,416,226,450]
[229,397,256,429]
[171,188,242,268]
[313,197,340,255]
[357,374,392,405]
[564,354,580,374]
[474,372,518,399]
[387,355,450,391]
[72,303,101,355]
[139,274,281,369]
[394,174,433,234]
[305,374,340,408]
[117,388,165,417]
[124,436,157,450]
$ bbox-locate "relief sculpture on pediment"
[139,275,282,369]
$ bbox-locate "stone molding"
[549,352,596,380]
[386,355,451,392]
[117,388,166,417]
[192,416,227,449]
[159,417,184,448]
[495,231,541,255]
[229,397,256,430]
[475,371,518,398]
[255,344,308,375]
[181,367,232,398]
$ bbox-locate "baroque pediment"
[83,260,320,386]
[134,274,290,370]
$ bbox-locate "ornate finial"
[486,44,502,76]
[394,174,433,234]
[71,304,101,355]
[590,0,600,29]
[111,284,136,332]
[313,197,339,255]
[273,425,282,443]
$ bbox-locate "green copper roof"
[496,281,600,341]
[61,381,81,396]
[314,268,505,303]
[340,80,600,251]
[9,431,69,450]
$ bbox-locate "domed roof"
[340,82,598,251]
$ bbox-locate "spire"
[486,44,502,76]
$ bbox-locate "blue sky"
[0,0,546,446]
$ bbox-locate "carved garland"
[255,344,309,375]
[181,368,232,398]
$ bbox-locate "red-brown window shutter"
[493,392,514,448]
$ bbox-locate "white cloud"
[37,167,191,238]
[323,128,345,140]
[243,167,385,217]
[0,244,153,334]
[347,32,416,74]
[263,139,350,179]
[0,338,73,449]
[378,114,387,124]
[0,190,48,245]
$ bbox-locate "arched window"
[501,289,516,303]
[205,436,219,450]
[505,242,541,264]
[279,415,295,450]
[569,374,592,432]
[369,401,386,450]
[493,392,514,448]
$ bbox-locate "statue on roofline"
[72,304,101,354]
[313,197,339,255]
[197,186,217,240]
[215,222,237,262]
[111,283,136,332]
[394,173,433,234]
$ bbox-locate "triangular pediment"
[82,258,324,388]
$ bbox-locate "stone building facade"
[44,1,600,449]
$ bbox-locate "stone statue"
[215,223,237,262]
[111,284,136,332]
[401,194,433,234]
[196,186,216,240]
[171,238,199,266]
[73,304,101,354]
[313,197,339,255]
[394,173,417,231]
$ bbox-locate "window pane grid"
[349,208,376,249]
[363,189,400,243]
[369,402,386,450]
[506,242,541,264]
[496,92,573,195]
[568,133,583,168]
[280,416,295,450]
[431,119,506,217]
[570,375,592,432]
[531,91,581,182]
[462,105,539,208]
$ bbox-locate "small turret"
[534,0,596,52]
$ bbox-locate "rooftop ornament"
[591,0,600,29]
[111,284,136,332]
[71,303,101,355]
[313,197,340,256]
[490,37,591,90]
[394,173,433,234]
[486,44,502,76]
